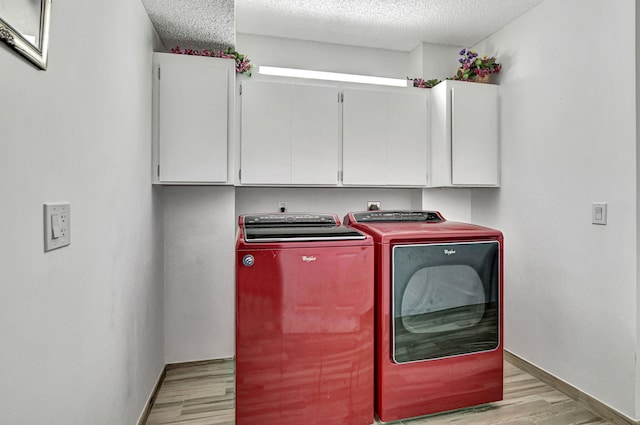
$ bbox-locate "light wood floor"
[144,359,611,425]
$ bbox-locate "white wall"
[636,1,640,416]
[0,2,164,424]
[237,32,412,79]
[471,0,638,419]
[235,187,423,219]
[422,188,472,222]
[163,186,236,363]
[409,42,462,81]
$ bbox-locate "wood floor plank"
[144,358,613,425]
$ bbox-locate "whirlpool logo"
[444,249,456,256]
[302,255,317,262]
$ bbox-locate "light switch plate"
[592,202,607,225]
[44,203,71,251]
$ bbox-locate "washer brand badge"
[242,255,255,267]
[444,249,456,256]
[302,255,317,263]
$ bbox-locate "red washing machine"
[344,210,503,422]
[236,213,374,425]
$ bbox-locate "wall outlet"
[367,201,381,211]
[277,201,287,213]
[44,203,71,252]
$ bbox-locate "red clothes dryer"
[236,213,374,425]
[344,210,503,422]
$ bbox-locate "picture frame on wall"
[0,0,52,70]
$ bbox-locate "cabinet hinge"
[157,164,160,177]
[338,170,343,181]
[239,169,242,180]
[239,84,242,95]
[339,92,344,103]
[157,67,160,80]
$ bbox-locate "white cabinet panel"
[343,88,427,186]
[240,81,292,184]
[430,80,499,187]
[240,81,339,185]
[386,92,428,186]
[429,82,451,187]
[154,53,233,183]
[291,85,340,185]
[342,89,388,185]
[451,86,499,185]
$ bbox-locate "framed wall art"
[0,0,51,70]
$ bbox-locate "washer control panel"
[243,213,337,227]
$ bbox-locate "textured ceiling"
[142,0,545,52]
[141,0,235,51]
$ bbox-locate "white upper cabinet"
[240,80,340,185]
[342,87,428,186]
[430,80,499,187]
[153,53,235,184]
[240,81,291,184]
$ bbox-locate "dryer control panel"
[352,211,444,223]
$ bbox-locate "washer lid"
[242,213,366,242]
[245,226,366,242]
[352,211,444,223]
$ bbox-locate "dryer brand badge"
[302,256,317,263]
[444,249,456,256]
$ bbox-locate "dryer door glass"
[392,241,499,363]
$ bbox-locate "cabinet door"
[291,85,340,185]
[451,84,499,186]
[385,92,428,186]
[343,88,427,186]
[157,54,230,183]
[241,81,292,184]
[241,81,339,185]
[342,89,389,186]
[428,82,452,187]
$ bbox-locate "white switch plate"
[44,203,71,251]
[592,202,607,225]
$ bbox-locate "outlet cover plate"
[367,201,381,211]
[44,203,71,252]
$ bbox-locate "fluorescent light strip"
[259,66,408,87]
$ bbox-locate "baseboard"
[505,351,638,425]
[166,357,234,370]
[136,365,167,425]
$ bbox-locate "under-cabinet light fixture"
[258,66,408,87]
